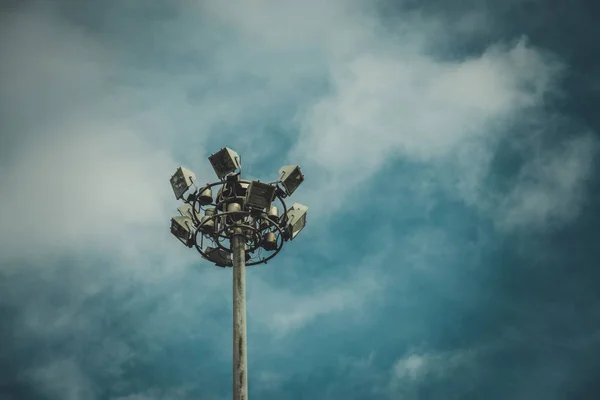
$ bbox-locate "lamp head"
[170,167,196,200]
[245,181,276,211]
[204,246,233,267]
[278,165,304,196]
[170,216,195,247]
[208,147,241,179]
[284,202,308,241]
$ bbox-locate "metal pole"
[232,227,248,400]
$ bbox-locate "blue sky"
[1,0,599,399]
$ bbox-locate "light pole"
[169,147,308,400]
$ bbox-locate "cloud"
[26,359,94,400]
[291,34,567,215]
[383,346,488,399]
[298,38,558,166]
[497,133,598,230]
[0,3,213,270]
[392,349,477,381]
[250,272,380,337]
[245,242,388,338]
[0,124,174,260]
[393,354,430,380]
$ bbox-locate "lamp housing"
[278,165,304,196]
[204,246,233,267]
[208,147,241,179]
[245,181,276,211]
[285,202,308,240]
[170,216,195,247]
[170,167,196,200]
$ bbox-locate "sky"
[1,0,599,399]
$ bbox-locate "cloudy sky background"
[1,0,599,398]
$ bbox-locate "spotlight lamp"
[284,202,308,241]
[208,147,241,180]
[170,167,196,200]
[278,165,304,196]
[204,246,233,267]
[170,215,195,247]
[245,181,276,211]
[168,146,308,400]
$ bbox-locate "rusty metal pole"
[231,227,248,400]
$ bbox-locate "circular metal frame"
[186,180,289,267]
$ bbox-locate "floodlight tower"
[169,148,308,400]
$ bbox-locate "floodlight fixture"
[204,246,233,267]
[208,147,241,179]
[170,167,196,200]
[245,181,276,210]
[170,216,195,247]
[285,202,308,240]
[278,165,304,196]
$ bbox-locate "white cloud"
[391,348,479,382]
[290,33,565,214]
[0,5,210,269]
[0,118,204,283]
[249,265,382,337]
[393,354,430,381]
[497,133,598,230]
[299,38,557,166]
[363,346,489,399]
[388,347,482,392]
